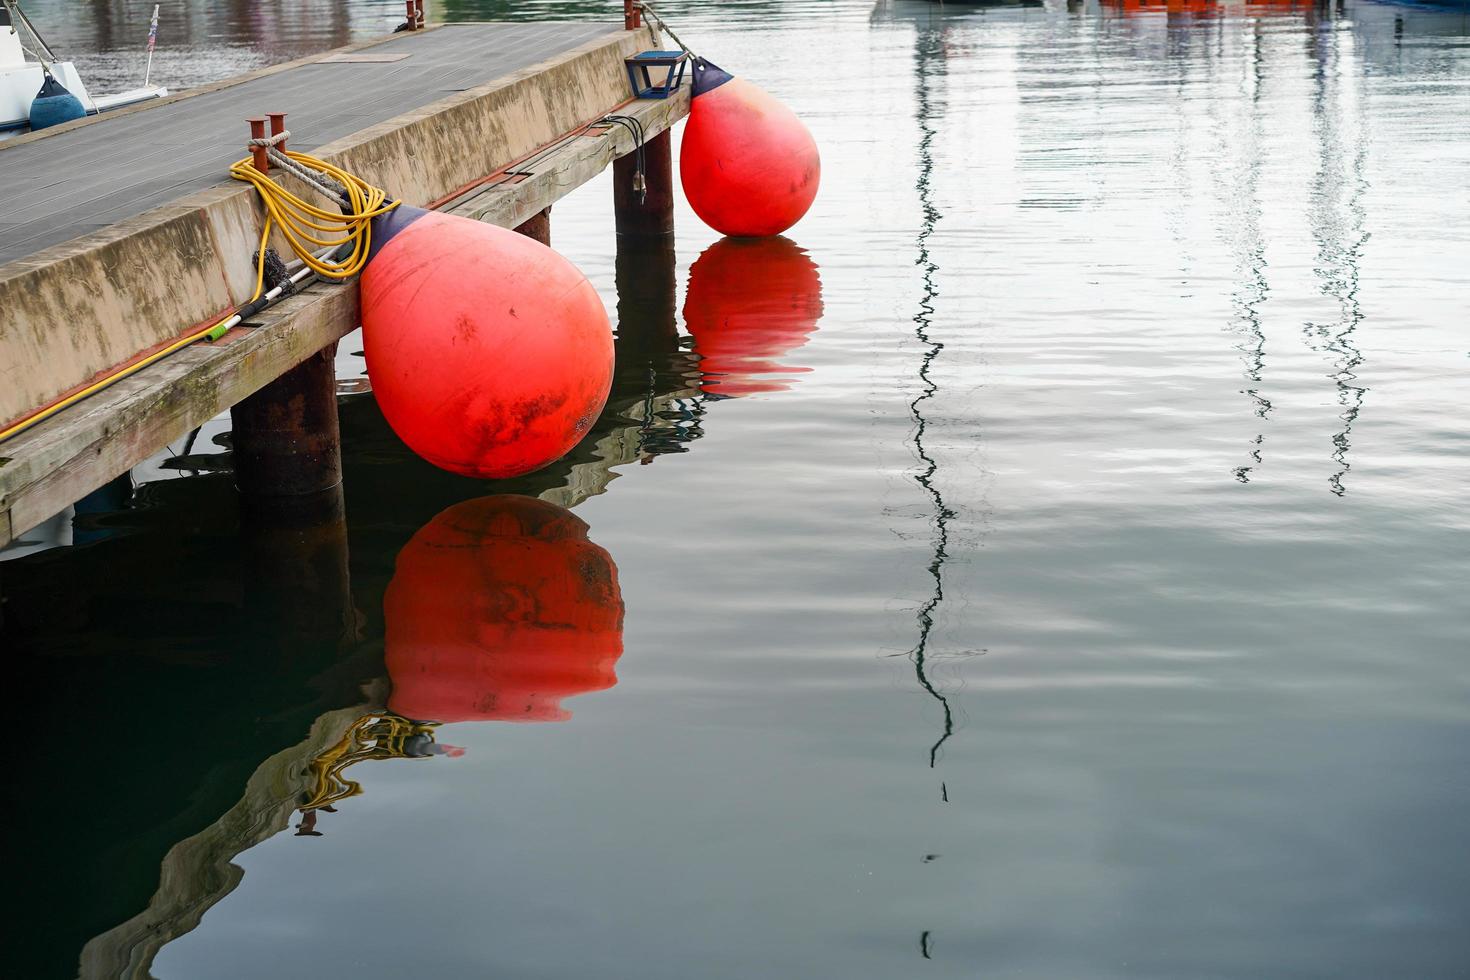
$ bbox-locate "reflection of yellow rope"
[301,712,439,813]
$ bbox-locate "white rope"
[6,1,58,62]
[246,129,290,147]
[638,3,698,60]
[243,137,350,203]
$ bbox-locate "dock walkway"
[0,18,688,548]
[0,22,617,265]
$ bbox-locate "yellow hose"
[0,151,397,445]
[228,149,399,282]
[0,321,229,443]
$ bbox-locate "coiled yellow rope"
[228,149,400,282]
[0,152,397,445]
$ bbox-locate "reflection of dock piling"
[617,235,680,351]
[240,485,357,653]
[0,17,690,547]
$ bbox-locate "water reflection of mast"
[909,22,955,782]
[1305,13,1368,496]
[1225,19,1272,484]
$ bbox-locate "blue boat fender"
[30,73,87,131]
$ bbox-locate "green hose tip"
[203,322,231,342]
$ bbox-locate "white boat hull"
[1,59,89,129]
[2,24,166,132]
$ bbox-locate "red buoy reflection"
[385,495,624,723]
[1106,0,1316,16]
[683,236,824,398]
[1107,0,1220,15]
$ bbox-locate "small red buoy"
[679,59,820,238]
[361,206,613,479]
[384,494,624,723]
[684,236,824,397]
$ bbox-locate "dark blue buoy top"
[691,58,734,98]
[366,203,429,265]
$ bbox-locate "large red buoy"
[384,494,624,723]
[361,206,613,478]
[679,59,820,238]
[684,236,824,397]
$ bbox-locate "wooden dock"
[0,15,688,547]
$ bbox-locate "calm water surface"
[4,1,1470,977]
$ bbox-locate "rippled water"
[5,1,1470,977]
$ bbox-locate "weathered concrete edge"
[0,24,656,429]
[0,89,687,547]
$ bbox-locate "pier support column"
[614,129,674,239]
[514,206,552,246]
[231,344,342,496]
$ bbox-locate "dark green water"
[3,1,1469,977]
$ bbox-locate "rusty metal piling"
[613,130,674,239]
[230,345,343,497]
